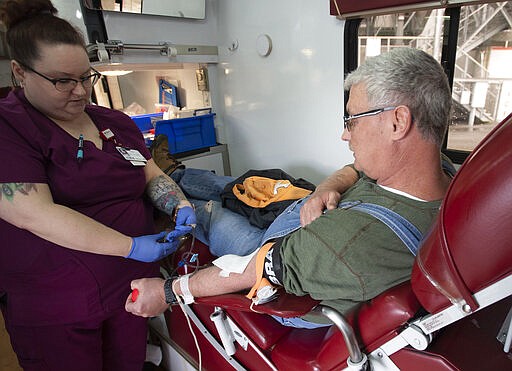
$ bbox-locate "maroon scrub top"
[0,89,159,326]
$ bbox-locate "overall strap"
[442,158,457,178]
[338,201,422,256]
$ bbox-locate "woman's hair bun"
[0,0,57,30]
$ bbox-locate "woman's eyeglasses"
[20,62,102,92]
[343,106,396,132]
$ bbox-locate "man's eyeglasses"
[20,63,102,92]
[343,106,396,132]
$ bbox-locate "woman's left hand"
[175,206,196,227]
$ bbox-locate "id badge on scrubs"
[116,146,147,166]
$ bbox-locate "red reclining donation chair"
[162,112,512,370]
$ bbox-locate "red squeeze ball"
[131,289,139,302]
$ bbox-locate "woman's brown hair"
[0,0,85,67]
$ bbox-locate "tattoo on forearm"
[0,183,38,202]
[147,175,186,214]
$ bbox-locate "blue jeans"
[170,168,233,202]
[171,169,266,256]
[171,168,308,256]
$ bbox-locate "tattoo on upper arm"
[0,183,38,202]
[147,175,186,214]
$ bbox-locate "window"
[357,11,445,65]
[345,2,512,162]
[450,3,512,152]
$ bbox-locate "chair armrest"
[195,289,320,318]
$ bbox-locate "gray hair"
[344,48,451,146]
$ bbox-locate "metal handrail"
[312,305,368,370]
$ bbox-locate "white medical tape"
[179,274,194,304]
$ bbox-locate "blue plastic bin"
[154,113,216,154]
[131,113,162,132]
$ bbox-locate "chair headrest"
[412,112,512,313]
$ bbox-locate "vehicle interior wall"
[214,0,350,183]
[80,0,352,184]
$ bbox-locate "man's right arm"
[300,165,359,226]
[126,254,259,317]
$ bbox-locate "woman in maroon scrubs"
[0,1,195,369]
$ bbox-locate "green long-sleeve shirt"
[279,176,442,321]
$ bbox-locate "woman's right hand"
[126,228,191,262]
